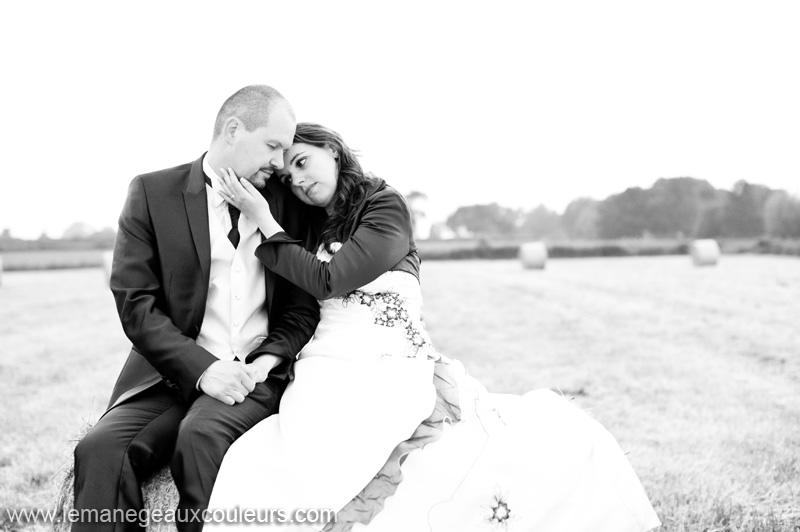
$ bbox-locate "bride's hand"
[217,167,284,237]
[217,167,270,219]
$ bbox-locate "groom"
[72,85,319,532]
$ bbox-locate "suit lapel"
[183,155,211,290]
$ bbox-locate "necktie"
[227,204,241,249]
[205,176,241,249]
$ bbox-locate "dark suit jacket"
[106,154,320,410]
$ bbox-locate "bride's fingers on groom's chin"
[232,176,250,195]
[220,168,236,190]
[226,168,245,190]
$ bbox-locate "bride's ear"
[325,144,339,159]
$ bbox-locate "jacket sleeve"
[110,176,218,400]
[244,279,319,379]
[254,189,413,300]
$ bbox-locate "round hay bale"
[101,250,114,284]
[52,422,179,532]
[690,239,720,266]
[519,242,548,269]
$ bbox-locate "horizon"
[0,174,790,240]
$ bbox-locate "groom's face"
[230,104,296,189]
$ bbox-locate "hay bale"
[52,422,179,532]
[519,242,548,269]
[690,239,720,266]
[101,250,114,284]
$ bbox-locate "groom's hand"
[198,361,256,405]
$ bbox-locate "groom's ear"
[221,117,240,145]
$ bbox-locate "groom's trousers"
[72,378,282,532]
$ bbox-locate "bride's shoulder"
[372,183,409,206]
[360,181,413,229]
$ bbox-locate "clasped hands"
[198,355,279,406]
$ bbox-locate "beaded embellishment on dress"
[341,289,433,359]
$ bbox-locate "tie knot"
[205,174,241,249]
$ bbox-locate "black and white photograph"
[1,1,799,531]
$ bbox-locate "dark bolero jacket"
[255,178,420,300]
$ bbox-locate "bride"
[207,123,661,531]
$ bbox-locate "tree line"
[442,178,800,240]
[3,178,799,252]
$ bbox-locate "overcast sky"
[1,0,798,239]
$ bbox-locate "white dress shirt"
[196,156,269,362]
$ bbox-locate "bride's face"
[278,142,338,211]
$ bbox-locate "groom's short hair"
[212,85,293,139]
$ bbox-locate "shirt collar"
[202,155,226,208]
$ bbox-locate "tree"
[405,190,431,240]
[446,203,519,238]
[764,191,800,238]
[695,200,727,238]
[562,198,599,239]
[719,180,771,238]
[516,205,564,239]
[62,222,96,240]
[646,178,718,238]
[596,187,651,238]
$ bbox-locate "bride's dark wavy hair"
[291,122,376,253]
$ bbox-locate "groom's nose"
[270,156,284,171]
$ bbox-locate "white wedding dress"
[207,247,661,532]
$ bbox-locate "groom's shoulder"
[128,158,201,199]
[137,160,194,185]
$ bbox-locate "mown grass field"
[1,255,798,531]
[0,251,105,271]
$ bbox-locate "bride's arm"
[215,167,414,300]
[256,187,414,300]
